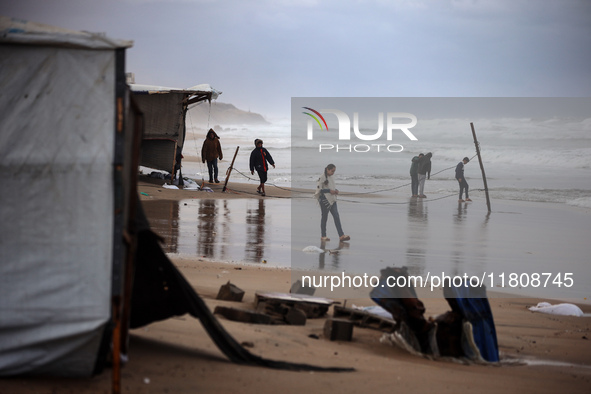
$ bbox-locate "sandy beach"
[2,179,591,394]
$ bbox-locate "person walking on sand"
[314,164,350,243]
[417,152,432,198]
[410,153,422,198]
[201,128,223,183]
[249,139,275,196]
[456,157,472,202]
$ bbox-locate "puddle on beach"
[291,197,591,300]
[141,196,591,300]
[142,198,291,266]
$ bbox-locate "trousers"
[320,201,344,238]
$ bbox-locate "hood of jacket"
[207,129,220,140]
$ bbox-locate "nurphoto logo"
[302,107,418,153]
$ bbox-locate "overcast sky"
[3,0,591,119]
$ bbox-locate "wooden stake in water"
[470,123,491,212]
[223,146,240,192]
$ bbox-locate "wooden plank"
[214,306,273,325]
[254,292,334,318]
[332,305,397,332]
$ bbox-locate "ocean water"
[180,98,591,208]
[290,98,591,208]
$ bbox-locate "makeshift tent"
[0,16,352,387]
[0,16,139,377]
[130,83,220,178]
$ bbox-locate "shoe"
[419,194,427,198]
[261,192,266,196]
[321,237,330,242]
[411,195,418,198]
[209,179,213,183]
[458,199,465,202]
[465,198,472,202]
[214,179,220,183]
[339,235,350,241]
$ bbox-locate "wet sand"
[4,178,590,393]
[142,198,291,266]
[293,195,591,301]
[141,175,591,301]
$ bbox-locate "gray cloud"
[3,0,590,118]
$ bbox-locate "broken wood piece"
[332,305,397,332]
[324,318,353,341]
[256,301,307,325]
[213,306,273,325]
[216,281,245,302]
[285,307,307,326]
[255,291,334,318]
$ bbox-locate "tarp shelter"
[0,16,139,377]
[0,16,351,389]
[130,83,220,177]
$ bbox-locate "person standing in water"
[410,153,422,198]
[455,157,472,202]
[314,164,350,242]
[417,152,432,198]
[249,139,275,196]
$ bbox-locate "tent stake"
[223,146,240,192]
[470,122,491,212]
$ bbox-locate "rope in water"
[221,153,482,205]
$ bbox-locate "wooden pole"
[222,146,239,192]
[470,122,491,212]
[111,297,122,394]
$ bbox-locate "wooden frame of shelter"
[130,84,221,181]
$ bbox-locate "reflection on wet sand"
[245,199,265,262]
[141,199,180,254]
[406,197,428,276]
[292,196,590,300]
[451,201,491,277]
[318,240,350,269]
[450,200,468,275]
[142,198,291,265]
[194,199,233,261]
[197,199,219,258]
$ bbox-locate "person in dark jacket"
[455,157,472,202]
[201,129,223,183]
[417,152,432,198]
[410,153,423,197]
[249,139,275,196]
